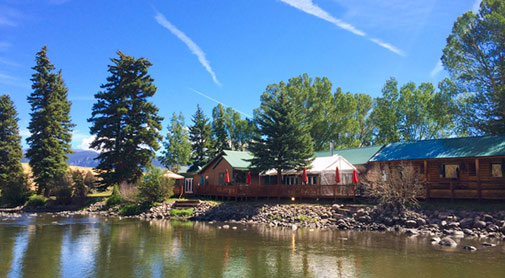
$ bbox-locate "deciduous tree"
[159,112,192,172]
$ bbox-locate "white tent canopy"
[262,155,357,185]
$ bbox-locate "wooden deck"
[426,180,505,200]
[192,184,357,200]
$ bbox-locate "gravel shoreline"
[2,200,505,249]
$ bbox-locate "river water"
[0,214,504,278]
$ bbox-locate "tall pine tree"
[249,86,314,185]
[189,105,212,172]
[88,51,163,187]
[0,95,29,205]
[212,104,229,154]
[159,112,192,172]
[26,46,74,196]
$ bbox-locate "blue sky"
[0,0,480,150]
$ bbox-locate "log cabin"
[369,135,505,200]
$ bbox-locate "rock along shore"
[2,201,505,247]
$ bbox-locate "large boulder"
[459,218,474,229]
[438,237,457,247]
[473,220,487,229]
[405,220,418,228]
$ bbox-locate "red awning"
[224,169,230,183]
[352,169,359,184]
[335,167,341,183]
[246,172,251,185]
[302,167,308,184]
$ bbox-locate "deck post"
[476,158,481,201]
[450,182,454,201]
[424,160,429,199]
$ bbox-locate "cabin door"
[184,178,194,194]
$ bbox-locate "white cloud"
[430,60,443,77]
[189,88,252,118]
[79,135,96,151]
[0,57,21,67]
[279,0,365,36]
[472,0,482,13]
[154,12,221,86]
[0,72,30,88]
[279,0,405,56]
[369,38,405,56]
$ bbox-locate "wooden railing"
[425,180,505,200]
[193,184,357,200]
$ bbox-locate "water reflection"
[0,215,504,278]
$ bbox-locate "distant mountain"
[22,149,163,168]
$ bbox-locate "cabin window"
[468,162,476,176]
[234,171,246,183]
[218,173,225,185]
[264,176,273,185]
[307,175,318,185]
[442,164,460,178]
[342,173,353,185]
[491,163,503,177]
[419,164,425,174]
[284,175,299,185]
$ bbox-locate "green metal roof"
[370,135,505,161]
[222,150,253,170]
[314,145,384,165]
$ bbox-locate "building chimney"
[330,140,334,156]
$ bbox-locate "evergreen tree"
[249,86,314,185]
[189,105,212,172]
[88,51,163,186]
[442,0,505,134]
[212,104,229,154]
[159,112,192,172]
[26,46,74,196]
[0,95,29,205]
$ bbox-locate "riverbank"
[3,199,505,246]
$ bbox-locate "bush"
[83,171,97,189]
[119,202,151,216]
[170,208,194,217]
[26,194,48,207]
[106,184,123,207]
[363,162,424,214]
[137,167,174,203]
[53,174,73,205]
[71,170,88,199]
[0,174,30,206]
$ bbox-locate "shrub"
[71,170,88,199]
[137,167,174,203]
[0,174,31,206]
[26,194,48,207]
[170,208,194,217]
[83,171,97,189]
[363,162,424,214]
[53,174,73,205]
[106,184,123,207]
[119,202,151,216]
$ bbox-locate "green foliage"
[249,81,314,184]
[170,208,194,217]
[212,104,230,154]
[52,174,73,205]
[189,105,212,172]
[0,95,30,206]
[26,194,48,207]
[442,0,505,135]
[137,166,174,203]
[119,202,151,216]
[88,51,163,187]
[159,112,192,172]
[370,77,458,144]
[71,170,88,199]
[106,184,123,207]
[26,46,74,196]
[224,107,254,151]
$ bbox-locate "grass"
[170,208,194,217]
[87,190,112,197]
